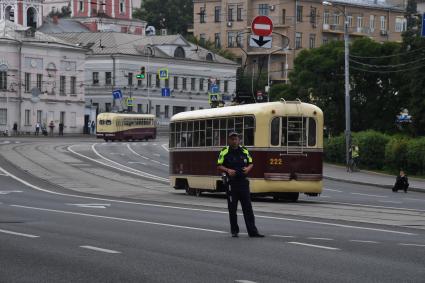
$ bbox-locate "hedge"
[325,131,425,176]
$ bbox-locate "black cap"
[228,131,240,137]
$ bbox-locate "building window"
[259,4,268,16]
[200,33,206,45]
[155,75,160,88]
[137,104,143,113]
[105,72,112,85]
[282,9,286,25]
[237,4,243,21]
[214,6,221,22]
[236,32,243,48]
[60,76,66,95]
[36,110,42,123]
[310,7,317,24]
[165,78,169,88]
[324,11,330,25]
[128,72,133,86]
[333,13,340,25]
[25,73,31,92]
[228,32,235,47]
[70,76,76,94]
[25,109,30,125]
[214,33,221,48]
[92,72,99,85]
[174,76,179,89]
[36,74,42,91]
[60,111,65,124]
[0,109,7,125]
[295,32,302,49]
[0,71,7,90]
[191,78,196,91]
[370,15,376,31]
[309,34,316,49]
[200,6,206,23]
[395,16,407,32]
[148,74,152,87]
[347,15,353,27]
[323,36,329,45]
[182,78,187,90]
[380,16,387,31]
[79,0,84,12]
[174,47,186,58]
[224,81,228,93]
[357,16,363,29]
[155,105,160,117]
[164,105,169,118]
[105,103,111,112]
[199,78,204,91]
[296,5,303,22]
[228,5,234,21]
[119,0,125,14]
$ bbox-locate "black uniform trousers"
[226,179,258,236]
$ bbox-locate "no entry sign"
[251,16,273,37]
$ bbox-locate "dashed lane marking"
[324,188,343,192]
[80,246,121,254]
[398,243,425,247]
[0,190,23,195]
[378,200,403,204]
[0,228,40,238]
[67,203,111,209]
[271,235,295,238]
[0,173,9,176]
[351,193,388,198]
[287,242,340,251]
[128,161,147,165]
[307,237,334,241]
[235,280,258,283]
[349,240,379,244]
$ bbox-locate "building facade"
[0,0,43,28]
[52,32,239,125]
[192,0,406,83]
[0,20,86,135]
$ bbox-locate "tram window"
[170,123,175,132]
[187,132,193,147]
[227,118,234,135]
[270,117,280,146]
[213,130,220,146]
[176,122,181,132]
[188,121,193,132]
[206,120,213,146]
[281,117,287,146]
[106,120,112,125]
[307,117,316,146]
[213,119,219,130]
[193,130,200,147]
[182,122,187,132]
[194,121,199,131]
[200,129,206,146]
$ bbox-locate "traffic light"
[136,66,146,79]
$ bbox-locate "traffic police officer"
[217,131,264,238]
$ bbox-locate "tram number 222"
[269,158,283,165]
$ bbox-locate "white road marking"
[0,141,11,144]
[161,144,169,152]
[153,153,160,157]
[271,235,295,238]
[0,173,9,176]
[287,242,340,251]
[320,196,331,198]
[307,237,334,241]
[0,165,417,236]
[351,192,387,198]
[235,280,258,283]
[350,240,379,244]
[324,188,343,192]
[68,144,168,182]
[67,203,111,209]
[403,198,425,202]
[0,228,40,238]
[398,243,425,247]
[126,144,168,167]
[15,141,20,144]
[153,143,157,146]
[80,246,121,254]
[11,205,228,234]
[128,161,147,165]
[378,200,403,204]
[0,190,23,195]
[311,199,425,213]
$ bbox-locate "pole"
[267,53,271,102]
[344,7,351,168]
[147,53,150,114]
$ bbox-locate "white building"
[52,32,239,124]
[0,20,86,134]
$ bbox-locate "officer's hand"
[227,169,236,176]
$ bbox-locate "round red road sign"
[251,16,273,37]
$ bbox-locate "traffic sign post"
[421,13,425,37]
[249,35,272,48]
[158,68,169,80]
[112,89,122,99]
[126,97,134,107]
[161,87,171,97]
[211,84,219,93]
[251,16,273,37]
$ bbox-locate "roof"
[38,18,90,34]
[331,0,405,10]
[51,32,237,65]
[97,113,156,119]
[0,20,84,48]
[171,101,323,121]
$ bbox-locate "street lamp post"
[323,1,351,168]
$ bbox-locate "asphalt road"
[1,137,425,282]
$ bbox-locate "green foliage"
[324,135,346,164]
[133,0,192,35]
[47,5,71,18]
[354,131,390,169]
[405,138,425,175]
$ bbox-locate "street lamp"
[322,0,351,169]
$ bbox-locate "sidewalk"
[324,163,425,192]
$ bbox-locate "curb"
[323,175,425,193]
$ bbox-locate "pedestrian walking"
[59,122,64,136]
[35,122,40,136]
[392,170,409,193]
[348,144,360,172]
[217,132,264,238]
[48,121,55,136]
[13,122,18,136]
[91,120,96,135]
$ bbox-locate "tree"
[133,0,193,35]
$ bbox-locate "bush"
[405,138,425,175]
[354,131,390,169]
[324,135,346,163]
[385,137,409,172]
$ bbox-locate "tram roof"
[97,113,156,119]
[171,101,322,121]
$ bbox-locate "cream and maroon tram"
[169,100,323,201]
[96,113,156,141]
